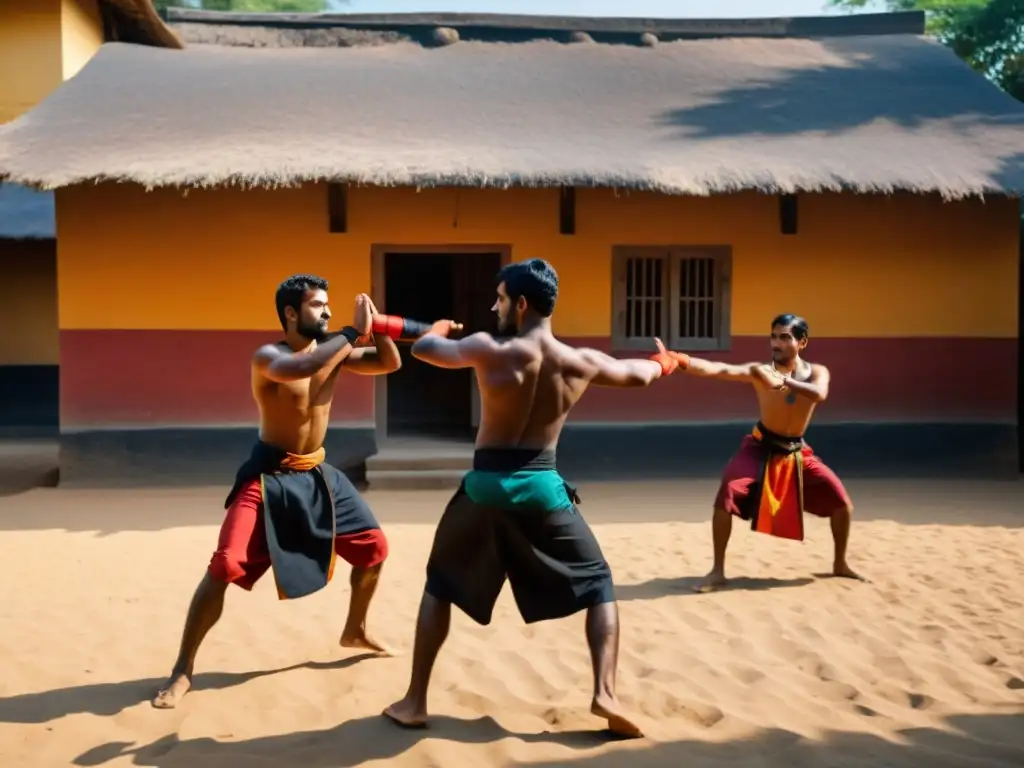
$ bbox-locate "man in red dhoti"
[153,275,459,709]
[655,314,864,592]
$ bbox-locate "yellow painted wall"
[0,0,63,124]
[0,0,98,369]
[54,183,1020,338]
[61,0,104,80]
[0,240,59,364]
[0,0,104,123]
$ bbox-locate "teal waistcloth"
[464,468,573,513]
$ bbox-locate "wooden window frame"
[611,245,732,352]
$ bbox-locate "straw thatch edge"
[103,0,184,49]
[1,168,1015,202]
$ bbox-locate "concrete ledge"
[555,422,1019,480]
[54,422,1018,488]
[0,365,58,430]
[58,426,376,488]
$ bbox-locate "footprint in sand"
[728,664,766,686]
[874,681,934,710]
[680,702,725,728]
[969,648,1000,667]
[796,657,838,682]
[541,706,590,729]
[917,624,950,646]
[908,692,934,710]
[727,636,755,656]
[819,681,861,701]
[642,693,724,728]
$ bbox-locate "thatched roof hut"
[0,9,1021,198]
[0,2,179,238]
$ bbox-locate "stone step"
[365,448,474,473]
[365,468,465,491]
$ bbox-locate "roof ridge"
[165,9,926,41]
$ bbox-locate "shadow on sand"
[71,710,1024,767]
[74,712,613,767]
[0,654,379,725]
[614,576,815,601]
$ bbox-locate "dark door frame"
[370,243,512,444]
[1018,223,1023,473]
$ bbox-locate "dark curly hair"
[496,258,559,317]
[275,274,328,331]
[771,313,809,341]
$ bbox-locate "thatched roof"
[0,184,55,240]
[0,11,1021,198]
[166,8,927,49]
[101,0,183,49]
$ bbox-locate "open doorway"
[1018,223,1023,473]
[377,248,505,440]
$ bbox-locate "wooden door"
[452,253,502,428]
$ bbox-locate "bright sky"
[336,1,884,17]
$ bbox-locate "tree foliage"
[829,0,1023,100]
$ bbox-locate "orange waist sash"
[277,446,326,472]
[749,423,805,542]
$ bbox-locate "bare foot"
[383,697,428,729]
[694,569,728,593]
[592,693,644,739]
[152,672,191,709]
[340,629,396,656]
[832,562,868,582]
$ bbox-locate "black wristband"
[402,318,432,338]
[338,326,361,345]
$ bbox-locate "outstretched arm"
[252,329,360,383]
[653,343,784,390]
[780,364,830,403]
[577,348,664,388]
[411,327,492,370]
[683,357,759,383]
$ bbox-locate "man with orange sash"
[154,274,459,708]
[656,314,863,592]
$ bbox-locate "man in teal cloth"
[382,258,679,738]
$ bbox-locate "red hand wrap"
[371,314,405,340]
[649,352,677,376]
[669,351,690,370]
[648,350,690,376]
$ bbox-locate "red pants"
[208,478,389,590]
[714,435,851,519]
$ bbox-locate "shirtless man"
[661,314,862,592]
[382,258,679,739]
[153,274,407,709]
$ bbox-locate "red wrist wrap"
[371,314,405,340]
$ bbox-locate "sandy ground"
[1,476,1023,767]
